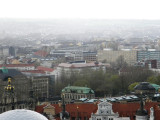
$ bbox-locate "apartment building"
[98,50,137,65]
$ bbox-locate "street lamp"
[134,82,156,119]
[77,106,79,120]
[60,94,70,120]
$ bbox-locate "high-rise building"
[137,51,160,68]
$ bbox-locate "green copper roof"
[62,86,94,94]
[151,84,160,91]
[2,67,8,74]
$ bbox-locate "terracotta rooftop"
[58,62,103,68]
[36,102,160,120]
[37,66,54,72]
[36,103,97,120]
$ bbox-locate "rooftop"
[37,66,54,72]
[62,86,94,94]
[21,70,46,74]
[58,62,102,68]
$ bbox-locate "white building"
[56,61,106,80]
[90,101,130,120]
[0,64,35,71]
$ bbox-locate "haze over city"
[0,0,160,120]
[0,0,160,19]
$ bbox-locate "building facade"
[61,86,95,103]
[0,68,34,113]
[29,75,54,101]
[90,101,130,120]
[137,51,160,68]
[98,50,137,65]
[0,64,35,71]
[56,61,105,80]
[83,52,97,62]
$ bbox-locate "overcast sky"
[0,0,160,19]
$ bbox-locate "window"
[3,107,5,112]
[72,117,75,120]
[100,110,103,114]
[84,117,87,120]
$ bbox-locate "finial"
[5,77,14,92]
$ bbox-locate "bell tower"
[2,78,17,110]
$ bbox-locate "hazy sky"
[0,0,160,19]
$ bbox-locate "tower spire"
[60,93,70,120]
[4,77,15,110]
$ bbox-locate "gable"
[98,101,112,107]
[43,104,55,109]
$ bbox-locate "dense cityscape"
[0,18,160,120]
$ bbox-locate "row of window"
[96,118,113,120]
[64,94,86,100]
[0,104,25,113]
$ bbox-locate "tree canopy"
[54,65,156,97]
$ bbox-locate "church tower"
[2,78,17,110]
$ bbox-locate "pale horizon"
[0,0,160,20]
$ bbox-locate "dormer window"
[109,118,113,120]
[100,110,103,114]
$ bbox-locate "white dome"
[0,109,48,120]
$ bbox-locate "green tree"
[147,76,158,84]
[73,79,89,86]
[128,82,139,91]
[116,55,127,70]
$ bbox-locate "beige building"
[61,86,95,103]
[98,50,137,65]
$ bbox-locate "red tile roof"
[58,62,103,68]
[37,66,54,72]
[112,102,160,120]
[36,102,160,120]
[36,103,97,120]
